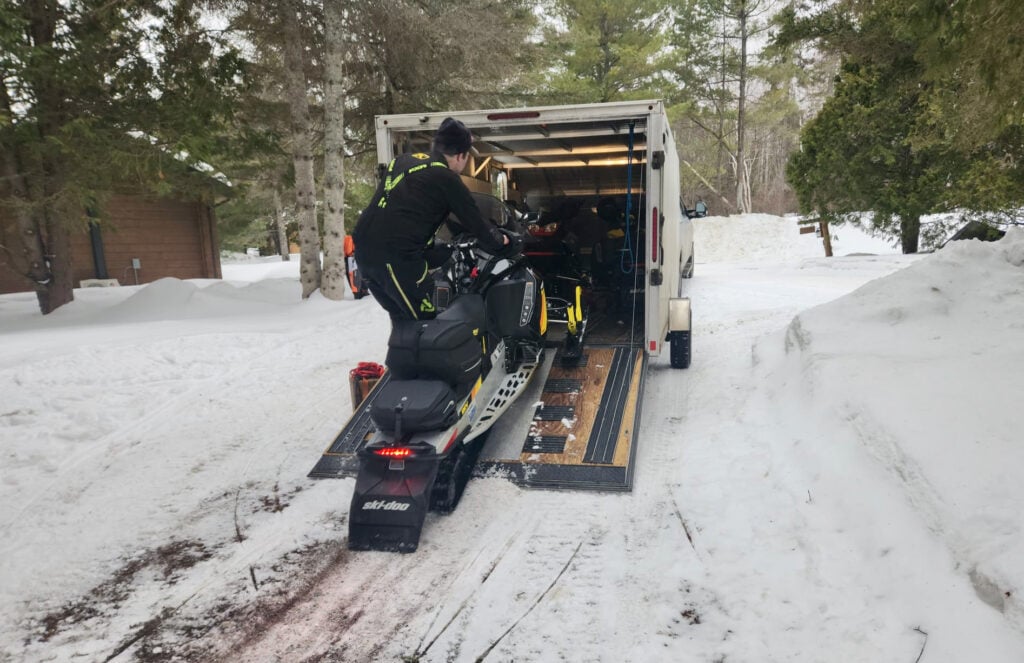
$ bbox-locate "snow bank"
[222,254,303,283]
[695,213,897,264]
[755,229,1024,632]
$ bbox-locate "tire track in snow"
[843,405,1024,633]
[0,332,298,539]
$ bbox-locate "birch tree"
[669,0,780,214]
[320,0,347,300]
[278,0,321,298]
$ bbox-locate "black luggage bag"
[386,318,482,387]
[369,379,458,433]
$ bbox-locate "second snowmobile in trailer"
[348,211,549,553]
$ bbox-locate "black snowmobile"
[348,206,549,553]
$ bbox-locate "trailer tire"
[669,330,691,369]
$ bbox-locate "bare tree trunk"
[900,214,920,254]
[273,188,289,261]
[26,0,74,313]
[716,14,728,200]
[280,0,321,298]
[735,0,751,214]
[1,82,51,308]
[42,194,74,309]
[681,158,733,210]
[321,0,347,300]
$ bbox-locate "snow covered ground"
[2,215,1023,662]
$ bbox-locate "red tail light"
[373,447,413,459]
[651,206,659,264]
[486,111,541,120]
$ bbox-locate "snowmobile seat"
[436,293,485,333]
[369,379,458,433]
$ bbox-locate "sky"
[1,215,1022,662]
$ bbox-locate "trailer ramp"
[476,343,645,491]
[308,343,646,492]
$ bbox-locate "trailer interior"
[380,110,654,347]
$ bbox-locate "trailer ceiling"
[390,119,649,197]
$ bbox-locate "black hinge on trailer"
[651,150,665,170]
[650,269,663,286]
[376,163,387,181]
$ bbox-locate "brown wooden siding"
[0,194,221,295]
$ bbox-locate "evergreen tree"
[779,0,1024,251]
[787,58,959,253]
[540,0,672,103]
[0,0,245,313]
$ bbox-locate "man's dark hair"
[432,117,473,155]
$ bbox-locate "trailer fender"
[668,297,691,333]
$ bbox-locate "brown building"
[0,193,221,295]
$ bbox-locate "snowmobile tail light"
[373,447,414,459]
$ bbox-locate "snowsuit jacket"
[353,151,506,262]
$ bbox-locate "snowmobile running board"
[309,344,646,493]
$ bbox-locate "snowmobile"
[348,217,549,553]
[343,235,369,299]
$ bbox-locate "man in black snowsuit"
[353,117,509,320]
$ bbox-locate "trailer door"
[644,109,676,357]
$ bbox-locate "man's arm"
[438,171,508,253]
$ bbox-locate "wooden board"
[522,346,641,470]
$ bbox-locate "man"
[353,117,509,320]
[552,198,607,273]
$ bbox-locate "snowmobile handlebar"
[444,229,525,259]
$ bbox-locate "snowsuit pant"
[357,255,437,321]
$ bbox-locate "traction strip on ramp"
[522,435,568,454]
[533,405,576,421]
[542,378,582,393]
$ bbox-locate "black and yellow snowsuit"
[353,151,506,320]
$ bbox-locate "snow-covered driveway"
[2,217,1023,662]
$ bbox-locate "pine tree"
[0,0,245,313]
[540,0,672,104]
[779,0,1023,250]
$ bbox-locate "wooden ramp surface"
[308,344,646,492]
[477,345,645,491]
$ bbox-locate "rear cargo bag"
[369,379,458,433]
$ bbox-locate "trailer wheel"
[669,330,691,369]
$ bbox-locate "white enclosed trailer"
[310,100,694,493]
[373,99,694,367]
